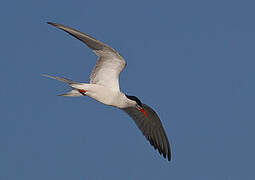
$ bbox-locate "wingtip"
[47,22,59,27]
[47,21,54,25]
[167,151,171,162]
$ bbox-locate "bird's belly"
[86,85,121,107]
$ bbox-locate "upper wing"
[47,22,126,91]
[122,104,171,161]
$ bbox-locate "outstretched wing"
[47,22,126,91]
[122,104,171,161]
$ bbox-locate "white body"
[71,83,135,108]
[44,22,171,161]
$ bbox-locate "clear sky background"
[1,0,255,179]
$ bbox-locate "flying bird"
[44,22,171,161]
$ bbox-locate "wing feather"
[122,104,171,161]
[47,22,126,90]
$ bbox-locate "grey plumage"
[45,22,172,161]
[123,104,171,161]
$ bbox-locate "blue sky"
[1,0,255,179]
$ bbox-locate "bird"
[43,22,171,161]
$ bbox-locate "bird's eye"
[125,95,142,107]
[136,101,143,108]
[136,100,142,107]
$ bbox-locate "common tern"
[44,22,171,161]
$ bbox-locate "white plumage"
[44,22,171,161]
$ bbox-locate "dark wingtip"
[47,22,58,27]
[168,151,171,161]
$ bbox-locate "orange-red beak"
[139,108,149,118]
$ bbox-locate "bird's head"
[125,95,149,118]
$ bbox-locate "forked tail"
[42,74,85,97]
[42,74,79,84]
